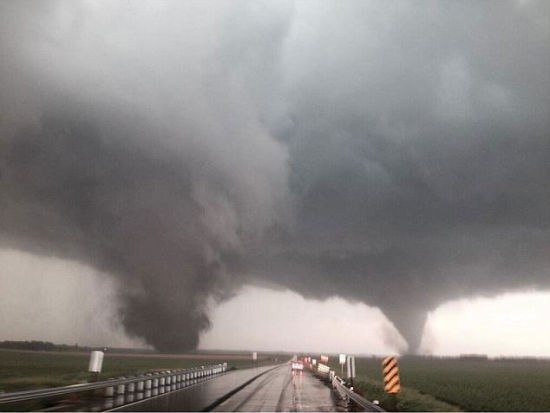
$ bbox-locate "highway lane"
[213,365,346,412]
[112,364,346,412]
[112,364,280,412]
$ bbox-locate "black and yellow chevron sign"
[382,356,401,393]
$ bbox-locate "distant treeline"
[401,354,549,362]
[346,354,550,362]
[0,340,88,352]
[0,340,153,354]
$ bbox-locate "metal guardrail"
[0,363,227,405]
[309,362,384,412]
[331,375,385,412]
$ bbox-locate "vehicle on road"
[291,360,303,371]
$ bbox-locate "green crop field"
[327,356,550,412]
[0,349,281,393]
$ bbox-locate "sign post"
[339,353,346,377]
[382,356,401,411]
[346,355,355,387]
[382,356,401,393]
[88,350,104,381]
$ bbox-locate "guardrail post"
[152,373,159,396]
[115,394,125,407]
[144,375,152,398]
[0,363,228,411]
[116,382,125,396]
[145,375,152,389]
[114,378,126,408]
[105,386,114,398]
[137,378,145,392]
[126,380,135,402]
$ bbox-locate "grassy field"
[327,356,550,411]
[0,349,283,393]
[5,351,550,411]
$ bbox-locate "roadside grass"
[0,349,281,393]
[351,374,461,412]
[327,356,550,412]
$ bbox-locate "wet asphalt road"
[112,364,345,412]
[112,364,277,412]
[213,365,345,412]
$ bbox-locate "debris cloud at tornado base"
[1,1,549,352]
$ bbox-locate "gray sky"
[0,0,549,355]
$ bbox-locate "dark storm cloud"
[0,0,291,351]
[1,0,549,351]
[257,0,550,350]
